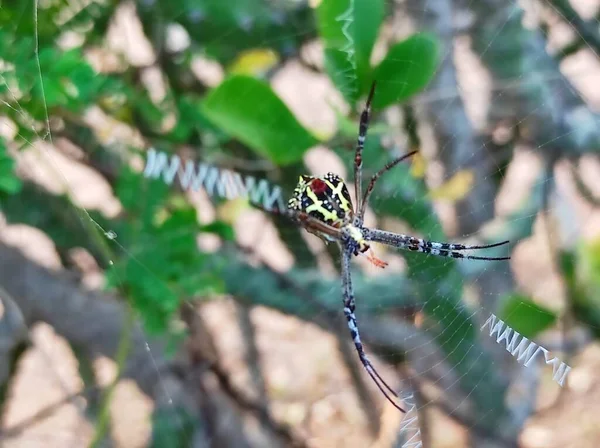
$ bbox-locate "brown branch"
[182,305,308,448]
[545,0,600,56]
[233,245,490,428]
[208,361,308,448]
[407,0,500,236]
[0,388,90,441]
[465,0,600,159]
[0,287,28,385]
[236,303,269,409]
[405,2,519,423]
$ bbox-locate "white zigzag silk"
[398,390,422,448]
[143,148,285,211]
[482,314,571,387]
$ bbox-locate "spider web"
[1,0,599,447]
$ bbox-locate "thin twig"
[182,305,307,448]
[236,303,270,413]
[208,360,308,448]
[0,389,90,441]
[236,242,382,433]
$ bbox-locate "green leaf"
[202,75,319,165]
[498,294,557,339]
[317,0,385,99]
[115,167,170,228]
[200,221,235,241]
[0,175,22,194]
[0,139,22,195]
[146,0,313,65]
[323,48,360,104]
[567,242,600,337]
[151,406,196,448]
[372,33,440,109]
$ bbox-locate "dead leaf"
[429,169,474,201]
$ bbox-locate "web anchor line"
[143,148,286,212]
[482,313,571,387]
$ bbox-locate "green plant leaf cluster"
[0,138,22,195]
[139,0,314,64]
[105,168,229,333]
[498,293,557,339]
[317,0,439,107]
[202,75,319,165]
[561,242,600,337]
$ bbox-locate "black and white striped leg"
[341,249,406,413]
[353,82,376,210]
[365,229,511,261]
[358,149,418,223]
[412,238,511,261]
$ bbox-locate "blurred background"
[1,0,600,447]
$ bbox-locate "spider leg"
[358,150,418,223]
[354,82,376,213]
[341,249,406,413]
[253,201,344,241]
[364,229,511,261]
[296,213,343,240]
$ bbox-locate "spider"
[269,82,510,412]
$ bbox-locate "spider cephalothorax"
[271,81,511,413]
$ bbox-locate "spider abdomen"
[288,172,354,227]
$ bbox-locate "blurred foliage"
[202,75,320,164]
[106,169,229,333]
[140,0,314,64]
[498,294,557,339]
[0,139,22,195]
[561,241,600,337]
[316,0,438,107]
[1,0,600,445]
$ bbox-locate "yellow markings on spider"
[288,173,378,260]
[288,173,353,226]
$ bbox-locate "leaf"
[148,0,312,65]
[201,221,235,241]
[567,242,600,337]
[429,169,475,201]
[410,151,426,178]
[316,0,385,98]
[372,33,440,109]
[0,139,22,195]
[323,48,360,104]
[115,167,170,228]
[498,294,557,339]
[202,75,319,165]
[228,48,279,76]
[150,406,196,448]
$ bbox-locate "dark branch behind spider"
[182,303,307,448]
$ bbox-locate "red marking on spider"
[310,178,328,194]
